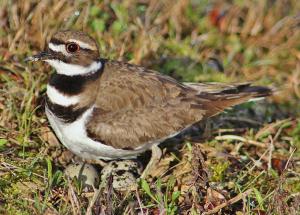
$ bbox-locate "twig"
[136,188,145,215]
[284,147,296,171]
[106,174,114,215]
[0,161,46,179]
[215,135,266,148]
[240,148,269,181]
[268,135,274,170]
[67,178,80,215]
[202,189,253,215]
[86,188,101,215]
[255,119,291,140]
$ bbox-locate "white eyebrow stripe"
[48,43,70,56]
[47,85,80,106]
[68,39,96,50]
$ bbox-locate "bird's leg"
[140,144,162,179]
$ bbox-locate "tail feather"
[185,82,273,117]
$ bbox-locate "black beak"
[25,51,53,62]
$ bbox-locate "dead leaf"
[271,158,288,174]
[40,127,60,147]
[204,188,226,210]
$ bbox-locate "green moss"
[210,161,230,182]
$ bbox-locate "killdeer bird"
[26,30,272,177]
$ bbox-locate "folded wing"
[86,61,272,149]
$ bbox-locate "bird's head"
[26,30,101,76]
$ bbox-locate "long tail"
[185,82,274,117]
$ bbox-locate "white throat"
[45,60,102,76]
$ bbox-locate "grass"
[0,0,300,214]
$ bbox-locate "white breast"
[45,106,144,160]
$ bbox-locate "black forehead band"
[49,38,94,52]
[50,38,64,45]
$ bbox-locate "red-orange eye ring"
[66,42,79,53]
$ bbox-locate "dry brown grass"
[0,0,299,214]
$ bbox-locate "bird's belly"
[45,107,142,160]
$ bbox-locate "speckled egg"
[100,160,142,191]
[64,163,99,190]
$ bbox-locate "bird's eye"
[66,42,79,53]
